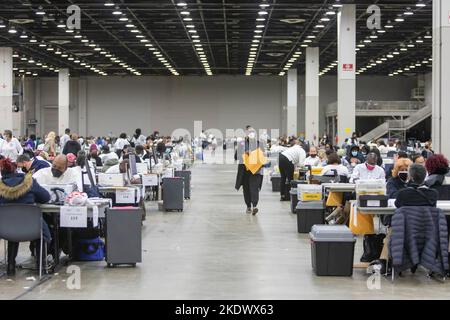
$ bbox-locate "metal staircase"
[359,105,432,142]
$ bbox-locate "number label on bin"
[60,206,88,228]
[116,188,136,204]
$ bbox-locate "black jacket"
[386,177,407,199]
[390,206,449,275]
[235,138,263,191]
[395,184,438,208]
[63,140,82,156]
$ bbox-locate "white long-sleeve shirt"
[281,145,306,166]
[0,138,23,162]
[350,163,385,183]
[114,138,129,151]
[60,134,70,149]
[304,156,322,167]
[33,167,83,191]
[321,164,350,177]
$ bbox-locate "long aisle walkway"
[1,164,449,299]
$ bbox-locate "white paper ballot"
[60,206,88,228]
[92,206,99,228]
[116,188,135,204]
[142,174,158,186]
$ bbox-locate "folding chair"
[0,204,46,279]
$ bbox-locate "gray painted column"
[0,48,13,132]
[78,78,87,136]
[35,79,41,136]
[287,69,298,136]
[337,4,356,145]
[58,68,70,136]
[305,47,320,145]
[432,0,450,156]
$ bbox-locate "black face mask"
[21,167,29,173]
[310,154,317,158]
[51,168,64,178]
[398,172,408,182]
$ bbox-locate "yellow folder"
[243,149,267,175]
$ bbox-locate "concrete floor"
[0,162,449,300]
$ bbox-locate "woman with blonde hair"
[44,131,56,159]
[386,158,412,199]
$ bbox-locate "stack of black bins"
[295,201,325,233]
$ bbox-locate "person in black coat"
[395,164,439,208]
[235,128,264,215]
[386,158,412,199]
[62,133,82,156]
[0,158,51,276]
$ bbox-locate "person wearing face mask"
[350,152,385,183]
[16,154,50,175]
[235,128,264,214]
[278,138,306,201]
[304,146,321,167]
[386,158,412,199]
[33,155,83,191]
[346,145,365,164]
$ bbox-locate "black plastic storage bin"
[271,175,281,192]
[310,225,356,276]
[290,180,307,189]
[358,195,388,207]
[290,189,298,214]
[296,201,325,233]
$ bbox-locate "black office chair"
[0,204,46,279]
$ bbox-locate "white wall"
[22,74,420,138]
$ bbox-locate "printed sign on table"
[60,206,88,228]
[116,188,136,204]
[142,174,159,186]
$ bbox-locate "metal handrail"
[326,101,424,115]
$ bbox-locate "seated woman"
[0,158,51,276]
[321,153,349,177]
[424,154,449,190]
[386,158,412,199]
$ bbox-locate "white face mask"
[248,132,256,139]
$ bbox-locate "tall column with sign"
[305,47,320,145]
[337,4,356,145]
[432,0,450,156]
[58,68,70,136]
[287,69,298,136]
[0,48,14,132]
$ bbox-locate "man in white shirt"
[33,155,83,191]
[60,128,71,149]
[278,139,306,200]
[99,145,119,164]
[304,146,322,167]
[350,152,385,183]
